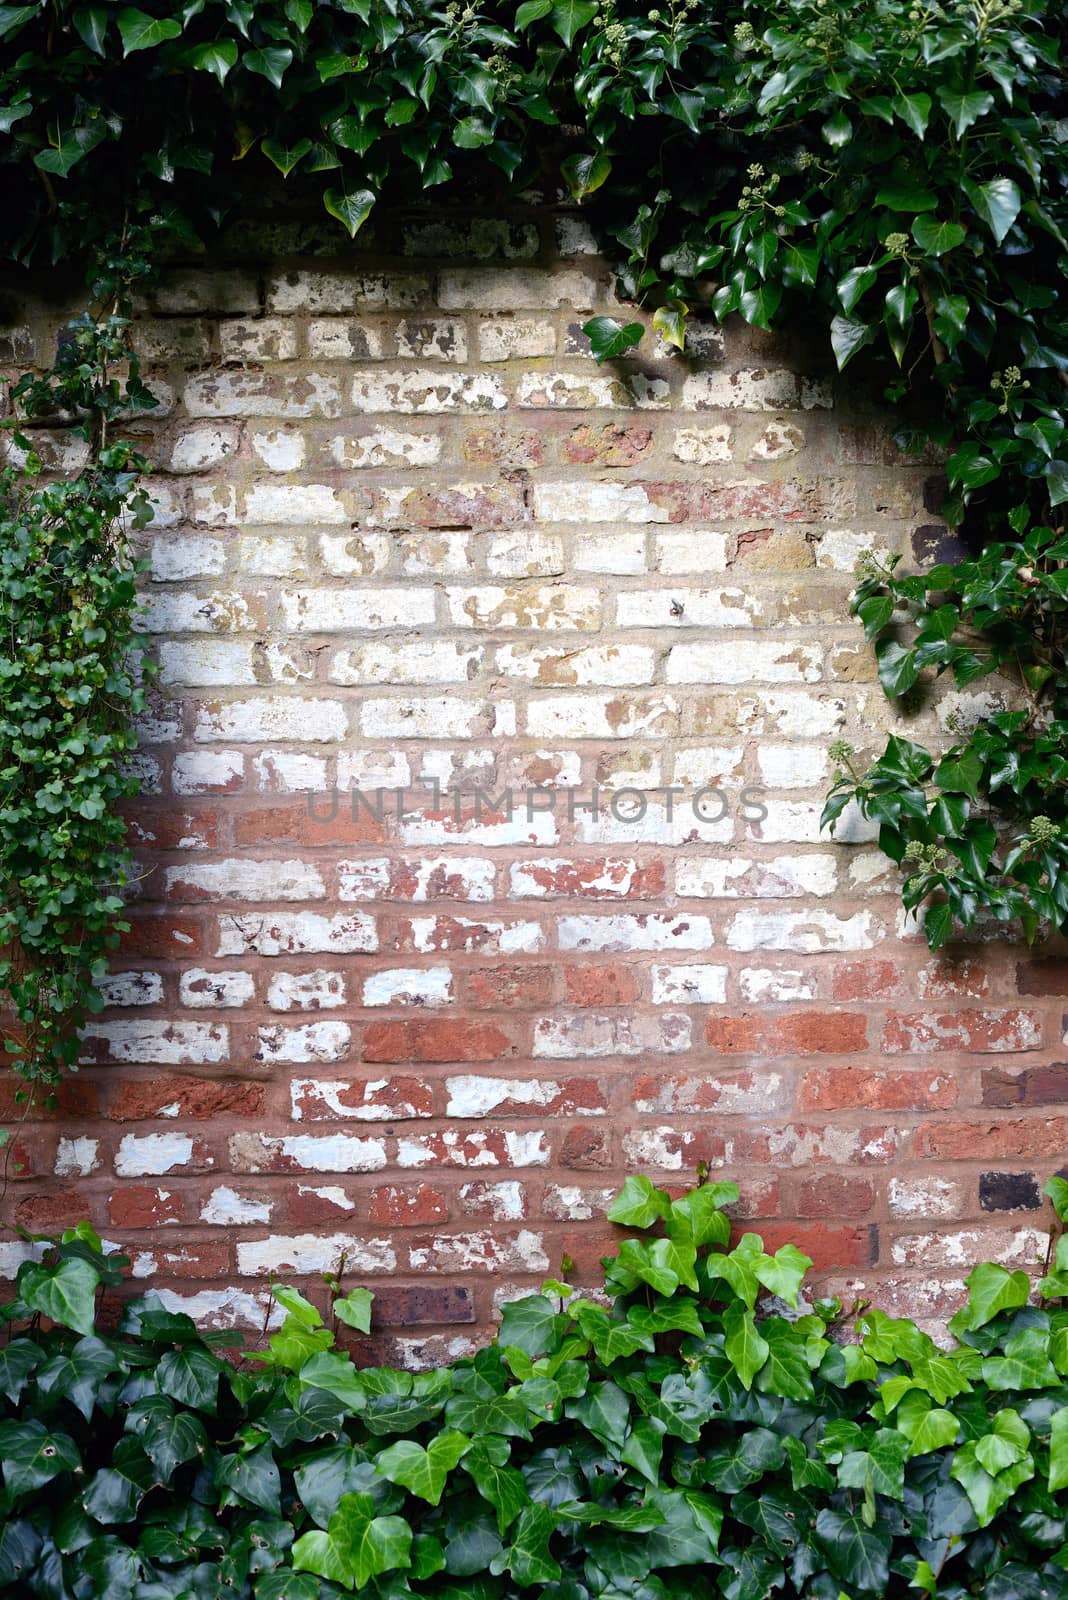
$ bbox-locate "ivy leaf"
[822,108,852,146]
[333,1286,374,1332]
[515,0,551,23]
[0,6,36,41]
[652,304,687,350]
[966,176,1022,244]
[156,1347,224,1414]
[492,1503,561,1585]
[500,1295,563,1357]
[186,39,238,81]
[875,181,937,210]
[0,1419,80,1495]
[323,188,376,237]
[893,91,932,138]
[723,1304,769,1390]
[561,151,611,201]
[215,1443,282,1515]
[73,8,110,55]
[815,1509,892,1591]
[294,1492,412,1590]
[19,1257,100,1337]
[911,216,966,256]
[463,1443,531,1533]
[607,1173,670,1228]
[582,315,645,362]
[1050,1406,1068,1493]
[830,313,876,370]
[938,86,994,135]
[261,138,312,177]
[549,0,596,46]
[955,1261,1031,1331]
[116,8,181,53]
[875,638,919,698]
[243,46,293,87]
[935,746,983,799]
[375,1431,470,1505]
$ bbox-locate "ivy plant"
[4,1177,1068,1598]
[0,235,160,1100]
[822,522,1068,947]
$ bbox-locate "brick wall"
[3,207,1064,1362]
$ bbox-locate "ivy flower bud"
[885,232,910,256]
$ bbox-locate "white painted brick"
[360,696,503,740]
[533,1012,690,1057]
[651,964,729,1004]
[115,1133,197,1177]
[479,317,557,362]
[245,483,347,523]
[352,369,506,413]
[267,970,346,1012]
[165,859,325,902]
[668,640,823,684]
[238,534,308,576]
[216,912,377,957]
[279,588,435,631]
[147,535,226,582]
[201,1187,272,1225]
[257,1021,351,1063]
[194,698,348,743]
[395,1128,548,1168]
[672,425,733,463]
[237,1234,396,1276]
[266,270,431,312]
[409,1230,548,1273]
[330,640,481,685]
[179,969,256,1008]
[159,641,255,687]
[446,585,600,630]
[184,370,342,418]
[677,855,838,898]
[363,967,454,1007]
[330,428,442,467]
[534,482,676,524]
[254,751,329,792]
[141,591,258,633]
[727,909,878,952]
[739,968,817,1002]
[169,425,241,473]
[172,750,244,794]
[756,744,830,787]
[438,268,600,310]
[682,368,801,409]
[616,588,761,628]
[55,1137,100,1177]
[82,1022,227,1065]
[251,428,306,471]
[230,1131,387,1172]
[558,913,713,952]
[98,971,163,1007]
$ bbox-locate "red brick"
[368,1184,449,1226]
[1017,961,1068,996]
[108,1185,184,1228]
[743,1220,876,1270]
[704,1012,867,1055]
[462,425,544,466]
[919,958,990,998]
[883,1009,1042,1053]
[15,1188,93,1231]
[110,1077,265,1121]
[798,1068,957,1112]
[916,1117,1068,1160]
[119,915,203,959]
[562,423,655,466]
[565,965,640,1006]
[232,804,385,848]
[125,807,222,851]
[465,965,554,1008]
[293,1076,434,1121]
[982,1064,1068,1108]
[362,1020,516,1064]
[832,960,901,1002]
[559,1125,613,1169]
[795,1176,875,1219]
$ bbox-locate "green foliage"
[0,234,159,1099]
[822,526,1068,946]
[0,0,1061,521]
[4,1181,1068,1597]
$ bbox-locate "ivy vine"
[0,236,160,1102]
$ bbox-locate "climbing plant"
[0,0,1064,1062]
[0,232,162,1098]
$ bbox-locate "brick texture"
[2,205,1065,1360]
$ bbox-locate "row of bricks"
[86,950,1064,1006]
[133,531,900,583]
[14,1058,1068,1125]
[10,1167,1056,1234]
[18,413,937,477]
